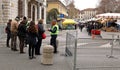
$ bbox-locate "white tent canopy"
[116,20,120,25]
[96,13,120,19]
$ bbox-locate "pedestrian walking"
[5,19,12,47]
[87,23,94,36]
[35,19,45,55]
[79,23,84,32]
[10,17,20,51]
[48,20,59,53]
[27,21,38,59]
[17,19,27,54]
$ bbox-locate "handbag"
[42,33,46,39]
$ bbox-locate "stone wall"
[9,0,18,20]
[0,0,3,24]
[0,0,18,24]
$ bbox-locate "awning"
[96,13,120,19]
[62,19,77,25]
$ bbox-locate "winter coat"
[11,20,18,34]
[37,24,45,39]
[17,23,26,38]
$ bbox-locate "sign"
[59,14,64,18]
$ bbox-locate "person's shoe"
[11,48,14,51]
[35,53,41,55]
[6,45,10,48]
[20,52,26,54]
[29,56,32,59]
[54,51,59,54]
[32,56,36,59]
[13,49,18,51]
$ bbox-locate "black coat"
[17,24,26,38]
[27,32,38,45]
[38,24,45,39]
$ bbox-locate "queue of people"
[5,16,59,59]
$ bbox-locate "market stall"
[95,13,120,39]
[62,19,77,30]
[96,13,120,19]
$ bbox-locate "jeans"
[11,32,17,50]
[18,37,25,53]
[28,44,35,57]
[6,33,11,47]
[35,38,42,55]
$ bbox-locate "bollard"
[41,45,54,65]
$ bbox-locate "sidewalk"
[0,33,69,70]
[0,28,120,70]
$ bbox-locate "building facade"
[0,0,46,24]
[47,0,68,17]
[0,0,18,23]
[0,0,3,24]
[80,8,97,21]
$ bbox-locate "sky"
[60,0,100,10]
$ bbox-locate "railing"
[65,30,77,70]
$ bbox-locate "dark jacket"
[6,22,11,34]
[27,32,38,45]
[17,23,26,38]
[38,24,45,39]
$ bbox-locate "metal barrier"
[65,30,77,70]
[76,38,120,70]
[65,31,120,70]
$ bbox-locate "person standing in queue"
[48,20,59,53]
[6,19,12,48]
[17,19,26,54]
[11,17,20,51]
[35,19,45,55]
[27,21,38,59]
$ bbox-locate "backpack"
[5,25,10,33]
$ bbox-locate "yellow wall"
[47,2,68,16]
[47,2,59,12]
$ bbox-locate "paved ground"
[0,28,120,70]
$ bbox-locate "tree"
[47,8,59,22]
[66,0,76,18]
[114,0,120,13]
[97,0,120,13]
[63,0,72,6]
[63,0,79,19]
